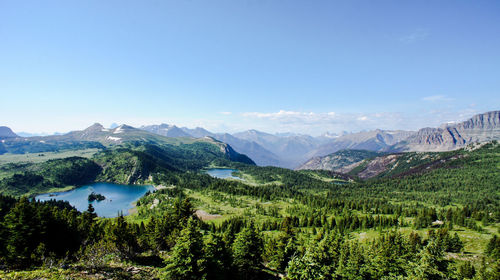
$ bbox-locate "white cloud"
[219,111,232,115]
[400,29,429,44]
[242,110,317,120]
[422,95,455,102]
[240,110,407,135]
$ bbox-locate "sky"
[1,0,499,136]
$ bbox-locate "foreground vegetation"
[0,141,499,279]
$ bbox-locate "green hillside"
[0,141,499,279]
[0,138,254,196]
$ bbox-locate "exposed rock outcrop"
[395,111,500,151]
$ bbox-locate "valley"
[0,112,499,279]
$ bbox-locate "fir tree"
[163,217,206,280]
[231,223,263,279]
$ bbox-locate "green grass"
[0,148,99,165]
[36,185,76,195]
[350,223,500,266]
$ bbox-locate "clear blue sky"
[1,0,499,135]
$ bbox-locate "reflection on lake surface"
[205,168,241,180]
[35,183,154,218]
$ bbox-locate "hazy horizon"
[7,109,497,138]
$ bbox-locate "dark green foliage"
[264,231,297,272]
[231,223,263,279]
[428,228,464,253]
[286,250,325,280]
[204,232,232,280]
[87,191,105,202]
[0,197,93,268]
[163,218,206,280]
[140,198,197,252]
[0,157,101,196]
[104,215,139,259]
[486,235,500,259]
[0,141,498,279]
[40,157,102,186]
[457,261,476,279]
[409,240,449,280]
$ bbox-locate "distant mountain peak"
[0,126,19,139]
[140,124,192,138]
[85,123,105,131]
[113,124,136,134]
[394,110,500,152]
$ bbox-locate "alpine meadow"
[1,1,500,280]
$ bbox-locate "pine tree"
[3,197,38,267]
[204,232,232,280]
[231,223,263,279]
[106,215,137,259]
[286,251,324,280]
[486,234,500,259]
[457,261,475,279]
[163,217,206,280]
[409,240,449,280]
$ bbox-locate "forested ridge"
[0,142,499,279]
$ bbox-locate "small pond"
[205,168,241,180]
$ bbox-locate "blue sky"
[1,0,499,135]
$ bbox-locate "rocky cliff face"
[308,130,414,158]
[296,149,383,172]
[395,111,500,152]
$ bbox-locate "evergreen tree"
[231,223,263,279]
[163,218,206,280]
[409,240,449,280]
[285,251,325,280]
[457,261,475,279]
[106,215,137,259]
[204,232,232,280]
[486,235,500,259]
[3,197,38,267]
[266,231,298,272]
[336,241,370,280]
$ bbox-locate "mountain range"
[143,110,500,168]
[2,110,499,169]
[298,111,500,171]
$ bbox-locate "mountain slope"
[0,157,102,196]
[178,127,282,166]
[180,127,215,138]
[345,141,498,180]
[141,124,193,138]
[233,130,326,168]
[0,127,256,196]
[0,126,19,139]
[296,149,384,172]
[0,123,255,165]
[211,133,281,166]
[308,130,414,158]
[394,111,500,152]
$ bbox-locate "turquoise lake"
[205,168,241,180]
[35,183,155,218]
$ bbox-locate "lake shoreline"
[204,168,242,180]
[35,182,154,218]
